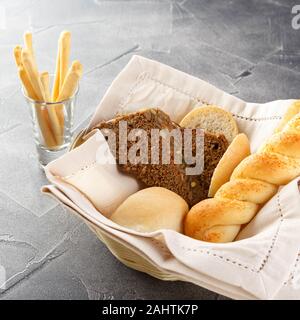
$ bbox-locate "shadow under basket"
[69,130,182,282]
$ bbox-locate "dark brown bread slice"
[92,108,228,207]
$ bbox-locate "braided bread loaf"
[184,106,300,243]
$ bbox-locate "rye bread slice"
[93,108,228,207]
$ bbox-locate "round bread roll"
[180,105,238,143]
[110,187,189,233]
[208,133,250,197]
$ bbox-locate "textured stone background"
[0,0,299,300]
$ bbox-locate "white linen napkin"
[42,55,300,300]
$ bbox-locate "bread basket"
[43,55,300,299]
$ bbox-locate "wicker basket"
[70,130,181,281]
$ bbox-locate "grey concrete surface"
[0,0,299,300]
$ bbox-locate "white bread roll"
[180,105,238,143]
[208,133,250,197]
[111,187,189,233]
[185,106,300,243]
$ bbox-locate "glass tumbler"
[23,87,78,166]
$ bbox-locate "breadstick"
[13,45,23,67]
[23,32,41,97]
[23,31,37,69]
[55,60,82,128]
[57,60,82,101]
[18,66,56,147]
[18,65,38,100]
[52,44,61,102]
[51,32,69,124]
[59,31,71,91]
[40,72,51,102]
[21,49,44,101]
[40,71,63,144]
[14,46,36,99]
[24,32,33,54]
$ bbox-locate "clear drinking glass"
[23,86,78,166]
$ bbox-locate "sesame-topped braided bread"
[184,104,300,243]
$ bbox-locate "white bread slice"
[208,133,250,197]
[180,105,239,143]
